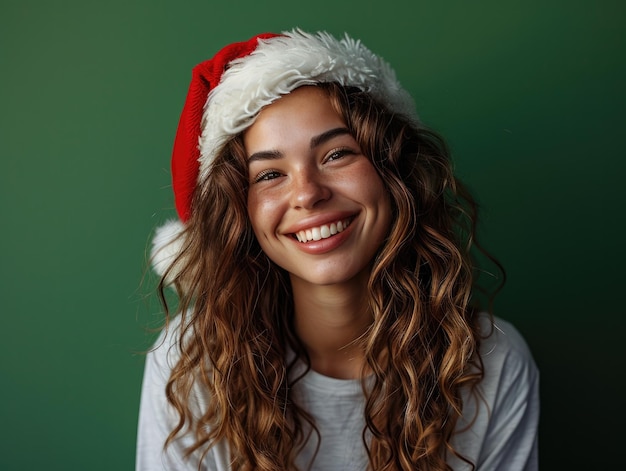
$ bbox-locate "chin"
[288,265,370,288]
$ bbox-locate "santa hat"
[152,29,417,280]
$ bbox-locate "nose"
[290,168,331,209]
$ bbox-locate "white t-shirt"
[136,315,539,470]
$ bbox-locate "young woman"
[137,30,539,471]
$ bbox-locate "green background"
[1,0,624,469]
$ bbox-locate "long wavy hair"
[156,82,503,470]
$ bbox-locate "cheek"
[247,192,278,239]
[356,165,393,235]
[246,193,263,236]
[349,162,388,203]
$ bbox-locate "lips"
[293,217,354,243]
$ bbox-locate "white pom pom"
[150,219,185,282]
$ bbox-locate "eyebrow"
[247,127,351,163]
[247,149,282,163]
[310,127,351,149]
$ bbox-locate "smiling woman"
[246,86,391,288]
[137,30,539,471]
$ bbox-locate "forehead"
[256,86,334,118]
[244,86,346,147]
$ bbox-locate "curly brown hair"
[156,82,502,470]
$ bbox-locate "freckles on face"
[244,86,391,287]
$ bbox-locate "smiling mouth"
[292,217,354,243]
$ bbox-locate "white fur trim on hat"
[198,29,417,182]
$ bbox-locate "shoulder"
[471,313,540,418]
[450,313,540,470]
[137,315,227,470]
[138,314,188,433]
[139,316,188,404]
[145,316,185,377]
[477,314,538,382]
[141,314,211,411]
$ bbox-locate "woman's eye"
[254,170,282,183]
[325,148,353,162]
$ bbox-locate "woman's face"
[245,86,391,288]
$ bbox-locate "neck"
[290,272,372,379]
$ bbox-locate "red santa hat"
[152,29,417,279]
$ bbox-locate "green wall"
[1,0,624,469]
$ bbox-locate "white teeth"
[293,218,352,243]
